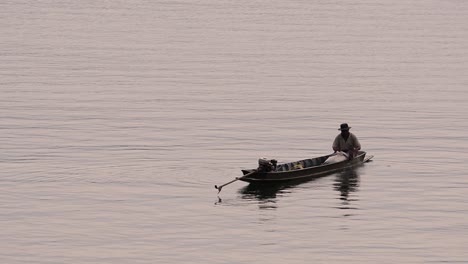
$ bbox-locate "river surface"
[1,1,468,263]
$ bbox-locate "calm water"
[1,1,468,263]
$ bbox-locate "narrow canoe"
[240,151,371,183]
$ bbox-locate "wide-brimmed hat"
[338,123,351,130]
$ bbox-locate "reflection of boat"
[239,176,321,200]
[239,151,372,183]
[237,167,363,210]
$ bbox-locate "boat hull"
[240,151,367,183]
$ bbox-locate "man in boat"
[332,123,361,159]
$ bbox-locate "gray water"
[1,1,468,263]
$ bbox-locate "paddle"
[214,170,256,193]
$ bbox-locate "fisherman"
[332,123,361,159]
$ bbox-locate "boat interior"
[275,156,329,172]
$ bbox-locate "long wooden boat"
[239,151,372,183]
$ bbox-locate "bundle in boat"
[322,151,348,165]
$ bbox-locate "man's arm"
[353,134,361,150]
[332,135,340,152]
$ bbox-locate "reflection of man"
[335,169,359,201]
[332,123,361,159]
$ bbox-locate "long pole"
[214,170,256,193]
